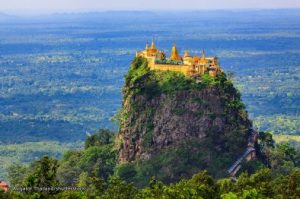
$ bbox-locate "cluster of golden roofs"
[136,39,223,77]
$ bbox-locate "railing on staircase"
[227,128,258,177]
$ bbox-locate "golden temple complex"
[136,40,222,77]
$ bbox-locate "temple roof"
[150,39,156,49]
[170,43,182,61]
[184,49,189,57]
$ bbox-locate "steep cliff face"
[115,57,252,184]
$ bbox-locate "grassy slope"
[273,134,300,150]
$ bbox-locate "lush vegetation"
[115,139,239,187]
[124,57,233,96]
[273,135,300,151]
[0,141,83,181]
[115,57,252,184]
[1,129,299,198]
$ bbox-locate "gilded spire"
[145,41,149,50]
[150,38,156,49]
[170,43,181,61]
[184,49,189,57]
[171,43,178,56]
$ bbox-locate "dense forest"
[1,129,299,198]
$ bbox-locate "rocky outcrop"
[115,57,253,182]
[118,86,251,163]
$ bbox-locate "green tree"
[23,156,60,197]
[137,171,219,199]
[277,143,298,166]
[0,190,13,199]
[6,164,28,187]
[101,176,138,199]
[85,129,114,149]
[221,192,238,199]
[217,178,234,195]
[57,151,82,186]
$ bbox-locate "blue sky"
[1,0,300,13]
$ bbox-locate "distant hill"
[0,12,18,22]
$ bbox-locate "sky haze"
[1,0,300,14]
